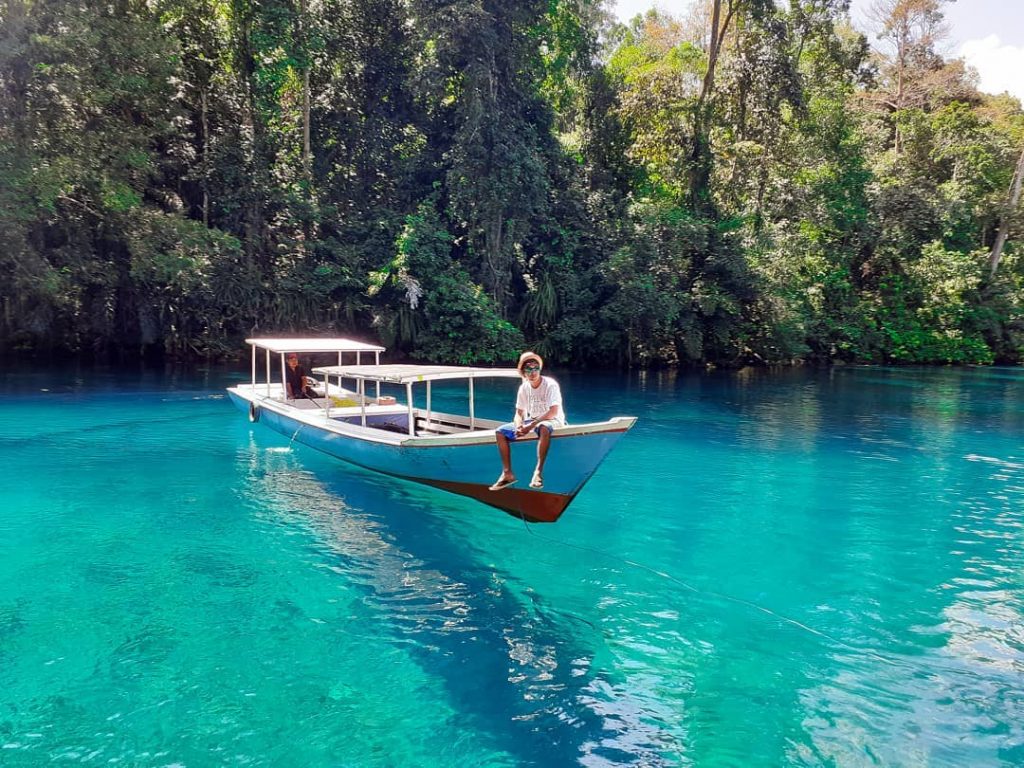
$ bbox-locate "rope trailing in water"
[515,512,897,666]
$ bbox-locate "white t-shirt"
[516,376,567,425]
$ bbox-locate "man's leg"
[496,432,515,481]
[533,425,551,481]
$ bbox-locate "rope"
[516,513,898,666]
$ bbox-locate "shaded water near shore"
[1,364,1022,766]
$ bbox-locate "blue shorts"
[496,419,559,440]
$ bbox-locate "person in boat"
[490,351,566,491]
[285,353,316,399]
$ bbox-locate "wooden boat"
[227,338,636,522]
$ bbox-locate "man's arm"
[514,405,563,436]
[513,384,528,427]
[535,405,560,421]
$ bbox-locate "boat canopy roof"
[246,337,386,354]
[312,363,521,384]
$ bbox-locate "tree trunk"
[485,212,506,314]
[894,23,905,154]
[299,0,314,254]
[237,10,264,271]
[303,67,311,172]
[201,88,209,226]
[300,0,311,175]
[989,144,1024,277]
[688,0,735,211]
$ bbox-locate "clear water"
[1,364,1022,767]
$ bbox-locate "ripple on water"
[2,366,1024,766]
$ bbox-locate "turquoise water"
[1,364,1022,767]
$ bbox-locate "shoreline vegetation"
[1,1,1022,368]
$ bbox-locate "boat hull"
[228,389,633,522]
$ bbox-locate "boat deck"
[234,384,502,439]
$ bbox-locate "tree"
[865,0,974,152]
[989,144,1024,276]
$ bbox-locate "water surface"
[1,364,1022,766]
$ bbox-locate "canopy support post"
[469,377,475,430]
[265,350,271,398]
[406,382,415,436]
[280,353,287,401]
[375,352,380,400]
[360,379,367,427]
[251,344,256,389]
[426,381,432,432]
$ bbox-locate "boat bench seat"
[331,404,409,418]
[415,420,469,435]
[287,397,331,409]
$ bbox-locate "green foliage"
[374,199,523,364]
[125,209,248,353]
[975,252,1024,362]
[596,198,756,365]
[605,14,703,200]
[1,0,1022,368]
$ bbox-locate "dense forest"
[1,0,1022,366]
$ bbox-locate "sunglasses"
[524,365,540,373]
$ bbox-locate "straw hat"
[516,351,543,374]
